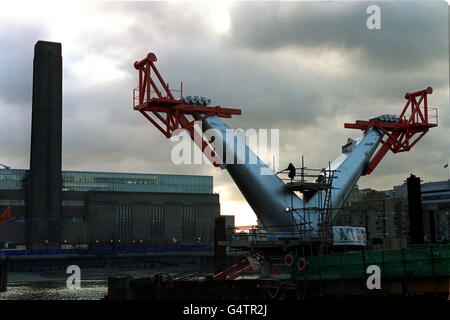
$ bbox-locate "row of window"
[0,199,25,206]
[375,232,388,237]
[0,200,84,206]
[64,176,158,185]
[10,216,86,223]
[0,170,213,193]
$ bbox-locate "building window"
[117,205,132,240]
[13,216,25,223]
[0,199,25,206]
[150,205,164,238]
[183,206,196,238]
[65,216,85,223]
[62,200,84,207]
[0,170,27,190]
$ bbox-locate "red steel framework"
[213,259,253,281]
[132,53,242,167]
[133,53,437,174]
[344,87,438,174]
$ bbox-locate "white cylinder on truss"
[183,96,192,104]
[192,96,200,104]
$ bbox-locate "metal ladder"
[318,170,335,256]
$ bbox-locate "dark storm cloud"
[228,1,448,71]
[215,1,448,132]
[0,22,50,106]
[64,1,446,133]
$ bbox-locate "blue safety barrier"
[0,246,213,256]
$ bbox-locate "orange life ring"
[284,254,294,267]
[297,257,307,271]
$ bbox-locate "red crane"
[132,52,242,167]
[132,53,437,175]
[344,87,438,174]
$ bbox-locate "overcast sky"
[0,1,448,225]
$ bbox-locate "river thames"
[0,266,192,300]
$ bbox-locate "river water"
[0,280,107,300]
[0,266,195,300]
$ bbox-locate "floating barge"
[105,243,450,300]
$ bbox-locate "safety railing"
[401,106,438,127]
[229,224,318,241]
[288,243,450,280]
[132,81,183,109]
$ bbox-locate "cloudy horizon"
[0,1,448,226]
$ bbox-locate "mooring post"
[407,174,424,245]
[428,210,437,244]
[214,216,226,274]
[0,257,8,292]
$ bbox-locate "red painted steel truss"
[213,259,253,281]
[345,87,438,174]
[133,53,242,167]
